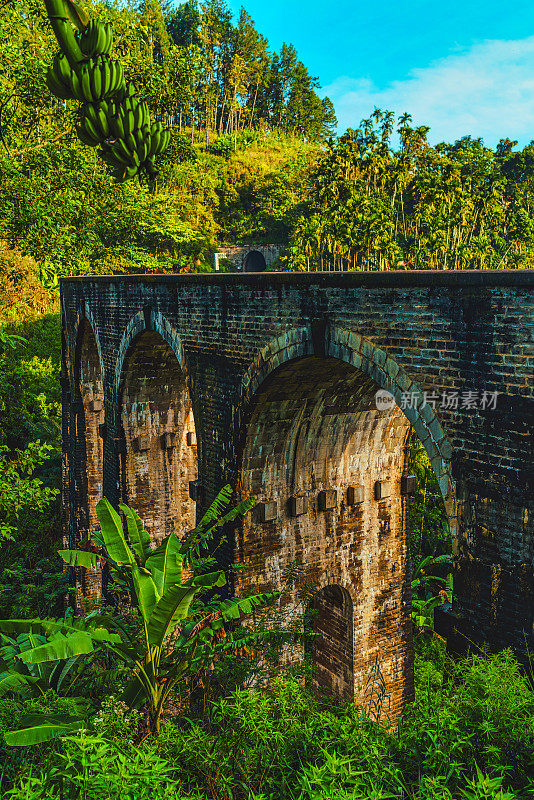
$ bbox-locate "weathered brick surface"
[61,270,533,725]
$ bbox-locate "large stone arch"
[117,325,196,547]
[239,324,457,549]
[70,302,105,399]
[114,308,185,401]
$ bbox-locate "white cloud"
[321,37,534,146]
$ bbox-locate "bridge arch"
[236,324,457,720]
[239,324,456,544]
[117,324,197,548]
[114,309,185,400]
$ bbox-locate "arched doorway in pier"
[118,330,197,547]
[309,584,354,699]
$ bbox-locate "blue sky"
[227,0,534,147]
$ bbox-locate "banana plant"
[0,616,122,745]
[2,486,277,743]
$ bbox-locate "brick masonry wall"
[61,270,534,725]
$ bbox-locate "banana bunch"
[44,0,170,184]
[76,56,124,102]
[97,99,170,181]
[76,100,113,146]
[76,19,112,57]
[46,53,124,104]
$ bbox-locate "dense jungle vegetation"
[0,0,533,797]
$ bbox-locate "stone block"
[401,474,417,495]
[289,495,308,516]
[318,489,337,511]
[161,432,176,449]
[258,500,277,522]
[347,485,365,505]
[374,480,391,500]
[135,435,150,452]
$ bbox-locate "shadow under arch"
[117,327,197,548]
[70,303,105,398]
[113,309,185,401]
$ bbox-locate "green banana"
[78,20,112,58]
[76,123,99,146]
[112,61,125,94]
[110,112,125,139]
[148,131,160,157]
[82,115,101,143]
[125,108,135,135]
[79,64,92,101]
[46,67,71,99]
[90,64,102,101]
[113,137,135,163]
[100,57,111,96]
[96,106,110,138]
[124,131,136,153]
[137,139,149,163]
[70,69,85,102]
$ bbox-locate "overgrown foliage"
[1,638,533,799]
[286,114,534,270]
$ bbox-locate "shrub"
[3,731,204,799]
[0,691,91,794]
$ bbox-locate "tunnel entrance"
[243,250,267,272]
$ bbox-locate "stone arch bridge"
[61,270,533,725]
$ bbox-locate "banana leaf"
[95,497,136,566]
[145,533,183,596]
[147,585,201,647]
[49,655,83,692]
[217,593,274,621]
[119,503,151,564]
[0,619,52,637]
[17,631,95,664]
[0,672,35,697]
[196,484,233,530]
[58,549,101,569]
[62,0,89,30]
[132,567,160,623]
[4,714,85,746]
